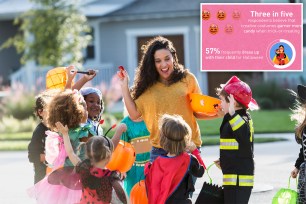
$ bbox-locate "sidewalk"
[192,133,298,203]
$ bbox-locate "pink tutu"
[27,167,82,204]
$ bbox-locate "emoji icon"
[202,10,210,20]
[225,24,233,34]
[209,24,218,35]
[217,10,226,20]
[232,10,241,19]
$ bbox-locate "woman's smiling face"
[154,48,174,83]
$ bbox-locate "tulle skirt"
[27,167,82,204]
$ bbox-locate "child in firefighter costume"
[144,114,205,204]
[215,76,259,204]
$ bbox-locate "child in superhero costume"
[145,114,205,204]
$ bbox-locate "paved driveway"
[0,133,299,204]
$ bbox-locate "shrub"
[256,97,274,110]
[1,84,36,120]
[0,115,37,133]
[252,81,295,110]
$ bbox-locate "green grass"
[1,136,288,151]
[0,132,32,140]
[0,110,294,150]
[202,136,288,146]
[198,109,294,136]
[0,141,30,151]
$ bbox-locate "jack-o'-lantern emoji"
[202,10,210,20]
[225,24,233,34]
[209,24,218,35]
[232,10,241,19]
[217,10,226,20]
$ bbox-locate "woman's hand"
[117,67,129,89]
[291,167,299,178]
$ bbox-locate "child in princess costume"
[120,110,151,196]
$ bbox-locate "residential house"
[0,0,305,95]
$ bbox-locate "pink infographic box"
[201,3,303,71]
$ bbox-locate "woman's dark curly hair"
[131,36,188,100]
[46,90,86,130]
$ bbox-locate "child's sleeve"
[28,126,46,163]
[144,162,152,176]
[191,148,206,169]
[228,113,250,143]
[295,146,304,169]
[189,155,205,177]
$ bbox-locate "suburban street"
[0,133,299,204]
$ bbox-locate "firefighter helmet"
[223,76,259,110]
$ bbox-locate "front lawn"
[198,109,294,136]
[0,109,295,150]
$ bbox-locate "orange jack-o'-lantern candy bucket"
[46,67,67,90]
[106,140,136,173]
[130,180,148,204]
[188,93,221,116]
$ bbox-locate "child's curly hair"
[159,114,191,155]
[46,89,86,130]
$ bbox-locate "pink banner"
[201,3,303,71]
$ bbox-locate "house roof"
[102,0,260,21]
[0,0,135,20]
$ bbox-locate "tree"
[1,0,91,66]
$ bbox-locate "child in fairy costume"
[55,121,128,204]
[120,106,151,196]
